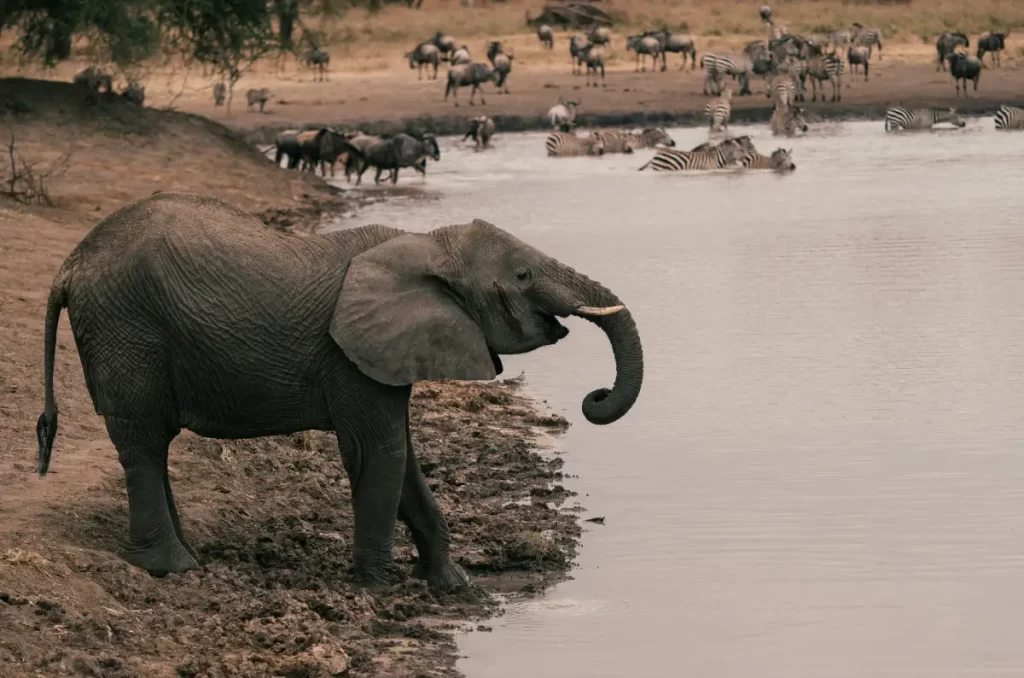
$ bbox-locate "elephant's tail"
[37,268,70,477]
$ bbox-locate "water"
[328,119,1024,678]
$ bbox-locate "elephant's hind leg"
[105,416,197,576]
[400,415,470,593]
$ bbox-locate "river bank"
[0,78,584,677]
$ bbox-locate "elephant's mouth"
[542,314,570,343]
[489,349,504,376]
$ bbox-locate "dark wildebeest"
[947,51,981,97]
[342,133,442,185]
[977,31,1008,67]
[935,31,969,71]
[486,41,514,94]
[463,116,496,148]
[444,62,496,106]
[303,47,331,81]
[537,24,554,49]
[406,42,442,80]
[274,129,303,169]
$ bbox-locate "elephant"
[343,133,441,185]
[36,192,644,593]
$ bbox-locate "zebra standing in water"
[766,71,799,107]
[851,23,883,59]
[769,104,808,136]
[545,132,605,157]
[995,105,1024,130]
[807,53,842,102]
[884,107,966,131]
[741,148,796,171]
[701,53,752,96]
[705,86,732,132]
[592,127,675,153]
[638,142,744,172]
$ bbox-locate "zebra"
[826,28,854,53]
[936,31,969,71]
[766,70,799,107]
[121,80,145,106]
[588,130,636,154]
[775,57,807,101]
[806,53,842,102]
[705,86,732,132]
[638,143,744,172]
[847,45,870,82]
[688,135,756,154]
[545,132,605,157]
[302,47,330,81]
[851,23,883,60]
[977,31,1008,67]
[448,45,471,66]
[769,104,808,136]
[444,62,496,106]
[947,52,981,97]
[766,20,788,42]
[245,88,271,113]
[569,36,590,75]
[744,40,777,85]
[741,148,796,171]
[537,24,554,49]
[548,98,581,131]
[579,43,606,88]
[648,31,697,71]
[406,42,442,80]
[487,41,513,94]
[590,128,674,153]
[213,82,226,106]
[626,34,662,72]
[884,107,966,132]
[700,53,751,96]
[994,104,1024,130]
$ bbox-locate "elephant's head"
[331,220,643,425]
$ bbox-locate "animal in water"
[537,23,554,49]
[121,80,145,106]
[343,133,441,185]
[212,82,226,106]
[295,129,326,172]
[850,23,883,59]
[595,128,675,153]
[444,63,496,106]
[705,86,732,132]
[274,129,304,169]
[448,45,471,66]
[625,33,663,72]
[545,132,605,157]
[341,134,382,182]
[587,131,635,155]
[548,99,581,131]
[463,116,496,148]
[769,104,809,136]
[847,45,870,81]
[637,142,744,172]
[776,55,808,100]
[741,147,796,171]
[935,31,969,71]
[35,193,643,592]
[647,31,697,71]
[688,136,755,154]
[72,66,112,103]
[766,70,800,107]
[994,104,1024,130]
[884,107,966,132]
[700,53,752,96]
[302,46,330,81]
[486,41,513,94]
[406,42,442,80]
[806,53,842,102]
[315,128,361,177]
[946,52,981,97]
[977,31,1008,67]
[579,43,607,88]
[245,88,271,113]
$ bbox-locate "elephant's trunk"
[551,266,644,425]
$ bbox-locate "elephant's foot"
[353,556,402,589]
[413,556,471,593]
[129,539,198,578]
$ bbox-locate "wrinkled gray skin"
[36,193,643,593]
[344,133,441,185]
[274,129,303,169]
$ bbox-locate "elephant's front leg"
[334,386,410,587]
[399,413,470,593]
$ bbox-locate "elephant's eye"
[514,267,533,287]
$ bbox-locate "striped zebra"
[705,86,732,131]
[777,57,808,100]
[884,107,966,132]
[995,104,1024,130]
[807,53,842,102]
[689,135,755,154]
[741,148,796,171]
[545,132,606,157]
[701,53,752,96]
[593,127,676,152]
[851,23,883,60]
[826,28,854,53]
[766,71,799,107]
[769,104,808,136]
[766,20,788,42]
[638,143,743,172]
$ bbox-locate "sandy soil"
[0,79,584,677]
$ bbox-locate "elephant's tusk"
[575,304,624,316]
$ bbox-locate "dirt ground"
[0,79,584,677]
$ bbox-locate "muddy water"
[329,118,1024,678]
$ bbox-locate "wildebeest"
[431,31,457,58]
[342,133,442,185]
[569,36,590,75]
[548,98,581,131]
[847,45,870,81]
[302,47,330,81]
[537,24,554,49]
[317,128,361,177]
[406,42,442,80]
[487,41,514,94]
[625,34,662,72]
[448,44,471,66]
[121,80,145,106]
[947,51,981,97]
[579,43,607,88]
[648,30,697,71]
[935,31,969,71]
[245,88,271,113]
[444,62,496,106]
[977,31,1008,67]
[274,129,303,169]
[213,82,226,106]
[463,116,496,148]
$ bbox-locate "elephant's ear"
[330,232,496,386]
